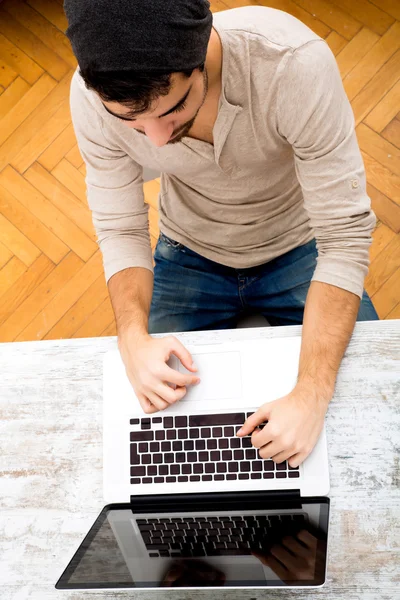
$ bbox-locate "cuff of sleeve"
[104,256,154,283]
[311,256,368,299]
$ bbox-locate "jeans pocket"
[159,232,184,250]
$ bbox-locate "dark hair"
[80,63,205,116]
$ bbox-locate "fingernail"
[194,378,201,385]
[237,427,244,435]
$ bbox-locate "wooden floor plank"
[11,99,72,173]
[369,221,396,263]
[16,250,103,341]
[336,27,379,79]
[0,257,26,299]
[291,0,361,39]
[0,7,70,81]
[343,21,400,101]
[386,301,400,320]
[371,266,400,319]
[0,213,41,267]
[0,77,30,120]
[362,152,400,207]
[0,166,98,261]
[65,144,83,169]
[0,252,83,342]
[381,117,400,150]
[2,0,77,68]
[368,184,400,234]
[0,241,13,270]
[0,33,43,85]
[329,0,394,36]
[0,253,54,327]
[325,31,347,56]
[357,123,400,177]
[365,234,400,296]
[101,320,117,337]
[0,183,70,263]
[364,79,400,133]
[369,0,400,22]
[27,0,68,32]
[72,296,115,339]
[351,49,400,126]
[24,163,95,239]
[0,73,56,148]
[44,275,110,340]
[0,58,17,87]
[51,158,87,205]
[37,123,77,171]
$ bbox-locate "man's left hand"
[237,383,331,467]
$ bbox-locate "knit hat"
[64,0,213,73]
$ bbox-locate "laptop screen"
[56,498,329,589]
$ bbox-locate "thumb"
[169,338,197,372]
[237,404,270,436]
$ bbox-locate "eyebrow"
[103,85,192,121]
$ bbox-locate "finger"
[282,536,307,555]
[146,391,170,411]
[270,545,298,571]
[160,364,200,387]
[168,337,197,372]
[251,427,273,450]
[270,448,296,464]
[155,383,187,404]
[288,453,307,469]
[137,393,158,414]
[258,553,289,580]
[297,530,317,550]
[237,406,270,437]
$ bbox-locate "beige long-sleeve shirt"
[70,5,375,299]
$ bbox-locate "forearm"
[297,280,360,402]
[108,267,154,339]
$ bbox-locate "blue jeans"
[149,233,378,333]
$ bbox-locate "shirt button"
[351,179,359,189]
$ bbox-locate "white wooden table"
[1,321,399,600]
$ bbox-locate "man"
[65,0,378,469]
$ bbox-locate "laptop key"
[263,472,274,479]
[202,475,212,481]
[189,429,200,439]
[252,460,262,471]
[141,419,151,429]
[153,453,163,464]
[167,430,177,440]
[210,451,220,461]
[159,465,168,475]
[289,471,300,478]
[150,442,159,452]
[245,449,256,460]
[224,426,234,437]
[166,476,176,482]
[193,464,203,474]
[178,429,188,439]
[212,427,223,437]
[230,438,240,449]
[164,417,173,428]
[251,473,262,479]
[155,430,165,440]
[142,454,151,464]
[182,464,192,475]
[152,417,162,424]
[138,442,148,453]
[187,452,197,462]
[131,431,153,441]
[217,463,227,473]
[219,439,229,449]
[222,450,232,461]
[173,441,182,451]
[207,439,217,449]
[130,478,140,484]
[189,413,245,426]
[154,477,164,483]
[147,466,157,476]
[276,462,287,470]
[195,439,206,450]
[190,475,201,482]
[233,450,244,460]
[214,474,224,481]
[161,441,171,452]
[200,428,211,438]
[239,473,249,479]
[170,465,180,475]
[130,418,140,425]
[175,416,187,428]
[130,444,140,464]
[276,472,287,478]
[198,451,209,462]
[176,453,185,463]
[226,474,237,480]
[264,460,274,471]
[241,437,252,448]
[184,440,194,451]
[205,463,215,473]
[131,466,145,476]
[142,477,152,483]
[178,476,189,482]
[164,453,174,463]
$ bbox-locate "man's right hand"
[118,332,200,414]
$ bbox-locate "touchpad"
[176,351,242,408]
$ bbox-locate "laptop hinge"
[130,489,301,513]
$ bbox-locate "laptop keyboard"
[130,412,300,484]
[137,513,307,557]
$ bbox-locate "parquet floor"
[0,0,399,342]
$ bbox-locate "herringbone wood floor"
[0,0,399,342]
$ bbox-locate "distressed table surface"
[1,321,399,600]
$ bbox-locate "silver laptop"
[56,336,330,590]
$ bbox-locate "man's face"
[102,68,208,148]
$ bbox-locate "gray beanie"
[64,0,213,73]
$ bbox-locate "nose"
[143,120,175,147]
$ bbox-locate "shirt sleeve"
[277,40,376,298]
[69,71,153,283]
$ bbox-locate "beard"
[167,67,209,144]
